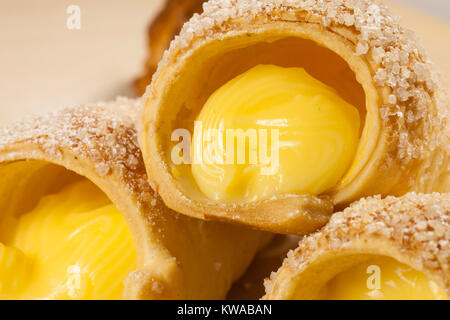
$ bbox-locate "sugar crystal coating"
[0,97,162,214]
[264,192,450,296]
[150,0,449,167]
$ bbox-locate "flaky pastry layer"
[0,98,271,299]
[263,192,450,299]
[140,0,449,234]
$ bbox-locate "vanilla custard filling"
[192,65,360,202]
[320,257,448,300]
[0,179,136,300]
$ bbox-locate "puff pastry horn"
[264,193,450,300]
[0,98,271,300]
[136,0,205,94]
[139,0,449,235]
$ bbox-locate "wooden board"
[0,0,449,125]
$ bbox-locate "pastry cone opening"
[271,252,448,300]
[141,0,448,234]
[161,34,370,192]
[0,100,271,300]
[263,193,450,300]
[143,22,376,234]
[0,160,138,300]
[319,255,448,300]
[190,63,362,203]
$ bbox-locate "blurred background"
[0,0,449,125]
[407,0,449,20]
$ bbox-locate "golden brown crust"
[0,98,271,299]
[263,192,450,299]
[0,98,151,209]
[140,0,448,234]
[136,0,205,94]
[155,0,447,160]
[155,0,449,185]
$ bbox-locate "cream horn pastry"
[0,98,271,300]
[264,192,450,300]
[139,0,449,235]
[136,0,205,94]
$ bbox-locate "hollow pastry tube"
[0,98,271,300]
[139,0,449,235]
[264,193,449,300]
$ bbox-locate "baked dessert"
[136,0,205,94]
[264,193,449,300]
[139,0,449,235]
[0,98,271,300]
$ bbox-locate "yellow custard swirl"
[0,180,136,300]
[322,257,448,300]
[192,64,360,202]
